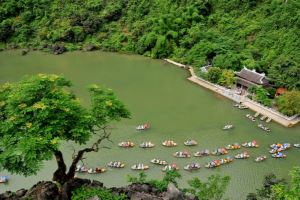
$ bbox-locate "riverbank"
[164,59,300,127]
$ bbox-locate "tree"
[276,90,300,116]
[207,67,222,84]
[218,69,236,88]
[247,167,300,200]
[271,167,300,200]
[185,174,230,200]
[0,74,130,185]
[254,86,272,107]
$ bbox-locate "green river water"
[0,51,299,199]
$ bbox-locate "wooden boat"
[194,149,210,157]
[150,158,167,165]
[162,140,177,147]
[294,144,300,148]
[118,141,134,148]
[254,112,260,117]
[131,164,149,170]
[162,164,179,172]
[235,152,250,159]
[107,161,125,168]
[242,141,259,148]
[205,159,222,168]
[255,155,267,162]
[0,176,8,183]
[184,163,201,171]
[260,115,267,121]
[139,142,155,148]
[211,148,228,155]
[266,118,272,123]
[258,124,271,132]
[183,139,197,146]
[173,151,191,158]
[223,124,234,130]
[238,104,248,109]
[225,143,241,150]
[272,152,287,158]
[220,156,233,164]
[75,165,89,172]
[136,123,150,130]
[246,114,256,121]
[88,167,107,174]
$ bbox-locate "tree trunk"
[53,148,94,185]
[53,150,68,185]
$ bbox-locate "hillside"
[0,0,299,89]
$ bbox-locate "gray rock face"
[163,183,184,200]
[0,179,188,200]
[22,181,59,200]
[87,195,100,200]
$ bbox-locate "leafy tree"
[247,167,300,200]
[276,90,300,116]
[218,69,236,88]
[271,167,300,200]
[247,85,257,94]
[254,86,272,107]
[207,67,222,84]
[185,174,230,200]
[0,74,130,185]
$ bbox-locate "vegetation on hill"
[0,0,299,89]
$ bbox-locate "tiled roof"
[235,67,268,85]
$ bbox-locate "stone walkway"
[164,59,300,127]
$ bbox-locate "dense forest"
[0,0,299,89]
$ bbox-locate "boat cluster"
[77,140,300,173]
[269,143,291,158]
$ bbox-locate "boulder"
[21,49,29,56]
[0,191,14,199]
[51,44,66,55]
[22,181,59,200]
[163,183,184,200]
[87,195,100,200]
[130,192,163,200]
[85,44,97,51]
[15,189,27,198]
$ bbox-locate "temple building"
[235,67,269,89]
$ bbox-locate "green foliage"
[127,172,147,184]
[254,86,272,107]
[248,167,300,200]
[0,74,130,176]
[71,187,126,200]
[0,0,299,89]
[271,167,300,200]
[218,69,236,88]
[266,87,276,99]
[247,85,257,94]
[127,170,181,192]
[185,174,230,200]
[276,91,300,116]
[207,67,222,84]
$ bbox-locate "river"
[0,51,299,199]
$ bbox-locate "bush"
[72,187,126,200]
